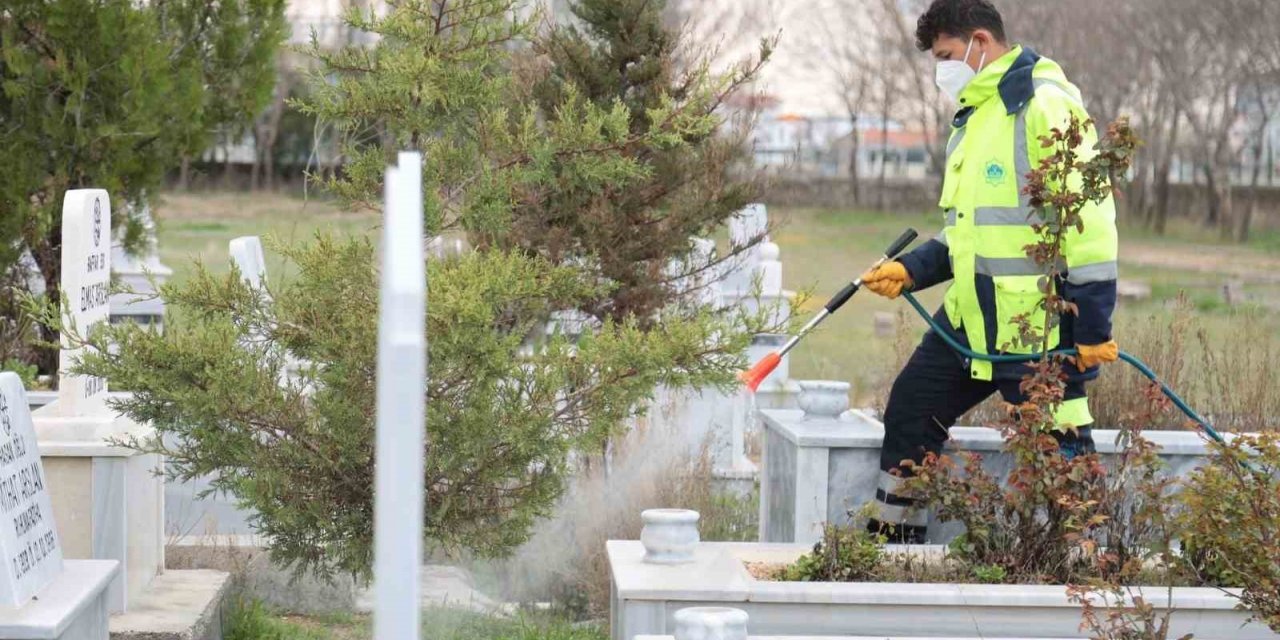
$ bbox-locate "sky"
[696,0,884,116]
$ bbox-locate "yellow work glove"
[860,261,913,299]
[1076,340,1119,372]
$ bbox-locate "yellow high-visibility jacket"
[898,46,1118,426]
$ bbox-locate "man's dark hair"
[915,0,1007,52]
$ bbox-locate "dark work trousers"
[869,327,1097,543]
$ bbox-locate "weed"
[970,564,1007,584]
[223,598,330,640]
[424,607,605,640]
[781,508,886,582]
[1177,433,1280,632]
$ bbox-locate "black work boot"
[1054,425,1096,459]
[867,518,927,544]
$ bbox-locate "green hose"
[899,291,1226,445]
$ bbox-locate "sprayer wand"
[739,229,918,391]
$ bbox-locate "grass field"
[152,192,376,282]
[151,190,1280,421]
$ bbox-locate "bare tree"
[663,0,784,68]
[252,61,296,191]
[1232,0,1280,241]
[801,0,880,204]
[1141,0,1249,237]
[880,0,948,178]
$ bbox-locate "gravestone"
[109,202,172,327]
[724,204,768,295]
[33,190,164,614]
[57,190,111,418]
[758,405,1230,546]
[649,207,799,491]
[0,371,117,639]
[0,374,64,606]
[229,236,268,290]
[873,312,896,337]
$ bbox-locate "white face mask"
[935,36,986,103]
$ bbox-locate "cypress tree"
[515,0,774,322]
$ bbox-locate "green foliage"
[50,0,780,582]
[0,270,40,374]
[969,563,1007,584]
[0,359,38,389]
[295,0,773,322]
[514,0,774,322]
[426,607,606,640]
[781,508,886,582]
[224,598,328,640]
[66,234,756,579]
[0,0,285,370]
[1178,433,1280,632]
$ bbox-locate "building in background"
[735,93,928,180]
[827,128,932,182]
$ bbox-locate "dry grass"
[871,295,1280,433]
[1089,296,1280,432]
[155,191,355,221]
[1192,310,1280,432]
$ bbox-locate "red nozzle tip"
[739,352,782,393]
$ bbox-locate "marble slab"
[760,408,1234,545]
[31,399,163,613]
[608,541,1271,640]
[0,559,116,639]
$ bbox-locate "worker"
[858,0,1119,543]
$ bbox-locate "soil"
[745,561,786,580]
[1125,241,1280,284]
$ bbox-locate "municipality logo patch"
[984,160,1007,186]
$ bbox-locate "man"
[859,0,1119,543]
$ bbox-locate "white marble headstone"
[728,203,768,249]
[57,190,111,416]
[724,204,769,293]
[0,373,64,607]
[229,236,268,290]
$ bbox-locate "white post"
[373,152,426,640]
[229,236,268,290]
